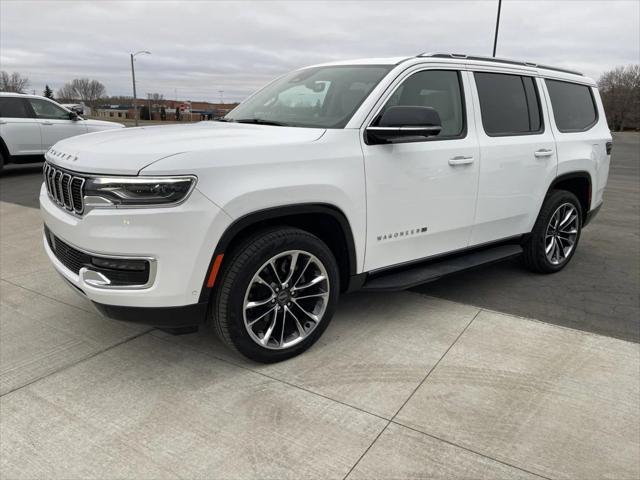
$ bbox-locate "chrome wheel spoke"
[293,292,329,301]
[286,306,305,338]
[292,274,326,292]
[260,312,277,346]
[292,300,320,323]
[248,306,277,327]
[282,252,299,286]
[246,296,275,309]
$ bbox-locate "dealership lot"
[1,134,639,479]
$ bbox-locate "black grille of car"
[44,226,150,286]
[43,162,85,214]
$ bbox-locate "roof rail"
[416,52,583,76]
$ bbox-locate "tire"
[523,189,583,273]
[212,227,340,363]
[0,150,4,173]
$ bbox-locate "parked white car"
[40,53,611,362]
[0,93,123,169]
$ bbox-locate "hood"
[46,122,326,175]
[83,118,125,129]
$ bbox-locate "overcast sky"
[1,0,638,102]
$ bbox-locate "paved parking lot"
[0,134,639,479]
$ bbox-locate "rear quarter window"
[544,79,598,132]
[0,97,30,118]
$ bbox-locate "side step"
[362,244,523,291]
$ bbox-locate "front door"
[361,68,480,271]
[27,98,87,150]
[0,96,42,156]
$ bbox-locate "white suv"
[40,53,611,362]
[0,92,123,170]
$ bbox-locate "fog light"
[91,257,146,271]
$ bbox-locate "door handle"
[41,121,54,126]
[0,120,6,125]
[449,155,474,166]
[534,149,554,158]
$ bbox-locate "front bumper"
[40,183,232,325]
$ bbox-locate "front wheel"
[213,227,339,363]
[523,189,583,273]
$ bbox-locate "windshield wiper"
[232,118,289,127]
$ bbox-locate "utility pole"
[130,50,151,126]
[219,90,224,104]
[492,0,502,57]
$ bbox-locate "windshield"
[225,65,393,128]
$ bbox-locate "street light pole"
[130,50,151,126]
[492,0,502,57]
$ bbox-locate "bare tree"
[0,71,30,93]
[56,78,106,106]
[598,65,640,131]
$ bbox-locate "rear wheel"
[523,190,582,273]
[213,227,339,363]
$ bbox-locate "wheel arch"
[198,203,359,303]
[547,171,592,222]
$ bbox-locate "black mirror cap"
[378,106,442,128]
[69,111,79,120]
[365,106,443,145]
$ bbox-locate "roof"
[0,92,50,99]
[305,53,594,85]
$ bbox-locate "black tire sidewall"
[215,229,340,363]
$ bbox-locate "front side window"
[375,69,465,138]
[545,79,597,132]
[0,97,30,118]
[28,98,70,120]
[225,65,392,128]
[474,72,543,136]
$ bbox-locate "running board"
[362,244,523,291]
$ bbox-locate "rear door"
[26,98,87,149]
[469,70,557,245]
[0,96,42,156]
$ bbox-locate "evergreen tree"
[43,85,54,99]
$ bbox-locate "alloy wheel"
[243,250,330,350]
[545,202,579,265]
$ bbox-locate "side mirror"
[69,111,79,120]
[366,106,442,144]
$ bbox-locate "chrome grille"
[43,162,85,214]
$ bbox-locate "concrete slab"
[347,422,542,479]
[395,310,640,480]
[0,334,387,480]
[0,229,49,280]
[0,280,148,395]
[6,266,95,313]
[153,292,479,418]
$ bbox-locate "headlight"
[83,176,197,208]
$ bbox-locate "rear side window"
[545,79,597,132]
[0,97,30,118]
[474,72,543,136]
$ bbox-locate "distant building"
[95,105,133,119]
[94,100,238,121]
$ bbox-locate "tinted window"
[474,72,543,136]
[28,98,70,120]
[378,70,465,138]
[0,97,30,118]
[545,79,597,132]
